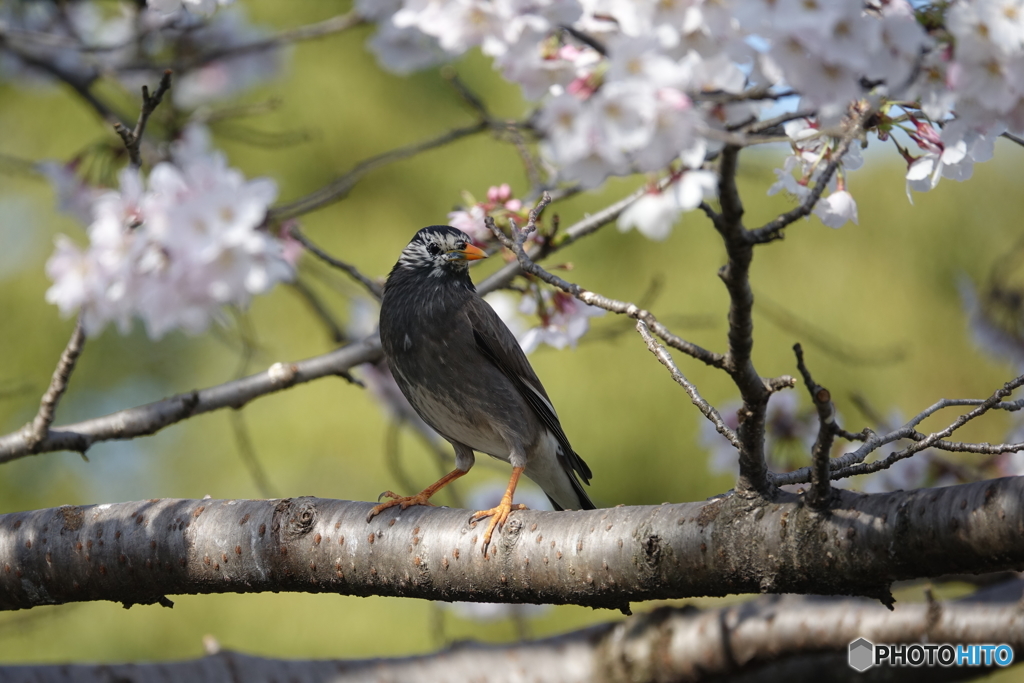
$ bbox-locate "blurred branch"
[0,337,382,464]
[4,582,1021,682]
[755,292,907,366]
[6,479,1024,611]
[268,120,492,221]
[176,11,365,72]
[227,315,277,499]
[289,225,383,300]
[1001,131,1024,148]
[287,279,347,345]
[114,71,172,167]
[23,319,85,452]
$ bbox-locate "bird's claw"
[366,492,437,522]
[469,502,528,552]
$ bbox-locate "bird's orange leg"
[469,466,528,551]
[366,468,468,522]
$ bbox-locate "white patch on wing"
[523,430,581,510]
[403,334,412,351]
[521,378,557,418]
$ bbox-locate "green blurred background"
[1,0,1023,670]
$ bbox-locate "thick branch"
[4,478,1024,611]
[0,337,381,463]
[709,145,771,494]
[2,585,1020,682]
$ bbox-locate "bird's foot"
[469,501,528,551]
[366,491,436,522]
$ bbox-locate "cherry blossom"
[617,170,717,240]
[45,125,292,339]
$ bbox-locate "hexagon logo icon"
[849,638,874,672]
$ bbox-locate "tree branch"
[773,373,1024,486]
[113,71,173,167]
[0,337,381,464]
[268,121,491,222]
[24,319,85,451]
[484,203,727,370]
[636,321,740,450]
[3,584,1020,682]
[794,343,836,509]
[5,478,1024,611]
[288,225,383,300]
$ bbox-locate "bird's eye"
[426,243,442,256]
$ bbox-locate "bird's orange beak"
[453,243,488,261]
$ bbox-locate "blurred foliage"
[0,0,1023,670]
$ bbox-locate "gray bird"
[367,225,595,547]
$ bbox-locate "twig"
[1001,131,1024,148]
[287,279,346,344]
[268,120,491,221]
[25,319,86,450]
[175,12,364,72]
[477,179,671,295]
[793,344,835,509]
[288,225,383,300]
[113,71,173,167]
[0,336,382,464]
[485,200,727,370]
[636,321,741,450]
[773,373,1024,486]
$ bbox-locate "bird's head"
[395,225,488,278]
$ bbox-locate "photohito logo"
[848,639,1014,672]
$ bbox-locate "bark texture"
[1,586,1020,683]
[2,476,1023,611]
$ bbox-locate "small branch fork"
[24,319,86,451]
[773,373,1024,487]
[485,194,727,371]
[114,71,173,167]
[793,344,836,509]
[485,195,737,447]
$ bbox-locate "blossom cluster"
[0,0,281,109]
[44,126,294,338]
[363,0,1024,234]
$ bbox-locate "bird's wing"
[464,295,593,484]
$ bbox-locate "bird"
[367,225,595,548]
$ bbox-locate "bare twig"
[793,343,835,509]
[176,12,365,71]
[477,179,672,295]
[113,71,173,167]
[1002,131,1024,148]
[287,279,346,344]
[773,373,1024,486]
[0,337,382,464]
[25,319,85,450]
[269,121,491,221]
[636,321,741,450]
[485,200,727,370]
[289,225,383,300]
